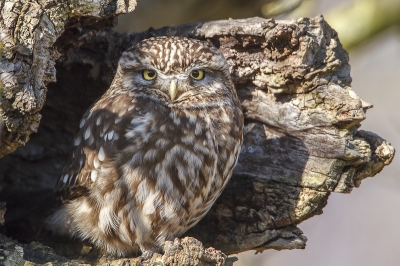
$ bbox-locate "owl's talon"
[140,250,154,261]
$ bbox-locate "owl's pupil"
[191,70,200,78]
[147,70,155,78]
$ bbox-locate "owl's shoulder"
[53,93,141,204]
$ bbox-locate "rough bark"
[0,0,137,157]
[0,1,395,265]
[0,233,237,266]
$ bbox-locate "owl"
[47,36,244,258]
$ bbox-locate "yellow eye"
[190,69,204,80]
[142,70,157,80]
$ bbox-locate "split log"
[0,1,395,265]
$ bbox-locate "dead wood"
[0,1,395,265]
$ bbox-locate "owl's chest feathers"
[85,100,239,240]
[121,106,227,197]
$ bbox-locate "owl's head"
[112,36,237,107]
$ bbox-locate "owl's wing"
[54,94,134,205]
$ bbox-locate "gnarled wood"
[0,3,395,265]
[0,0,137,157]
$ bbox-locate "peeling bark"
[0,1,395,265]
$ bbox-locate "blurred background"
[115,0,400,265]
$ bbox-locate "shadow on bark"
[188,126,311,254]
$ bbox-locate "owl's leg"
[140,250,155,261]
[138,239,163,261]
[46,205,75,237]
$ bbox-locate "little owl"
[47,36,244,258]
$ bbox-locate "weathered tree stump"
[0,1,395,265]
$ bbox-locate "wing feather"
[54,94,135,205]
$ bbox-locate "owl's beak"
[169,80,178,102]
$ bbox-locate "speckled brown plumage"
[47,36,244,257]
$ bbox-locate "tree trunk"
[0,1,395,265]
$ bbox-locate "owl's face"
[114,36,235,107]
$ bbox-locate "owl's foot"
[140,250,154,261]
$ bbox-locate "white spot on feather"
[74,137,81,146]
[163,202,176,219]
[130,152,143,166]
[91,171,98,182]
[155,167,173,197]
[62,174,69,183]
[143,191,159,215]
[135,180,150,203]
[177,49,183,66]
[84,128,91,140]
[194,143,210,155]
[115,117,122,124]
[169,44,177,70]
[159,125,166,133]
[187,113,197,124]
[98,146,105,161]
[107,130,114,140]
[93,157,100,169]
[126,114,153,139]
[103,122,110,133]
[155,138,169,149]
[181,134,194,144]
[195,123,202,135]
[144,149,157,162]
[96,117,101,126]
[220,111,230,123]
[183,151,202,169]
[169,112,180,125]
[79,119,86,128]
